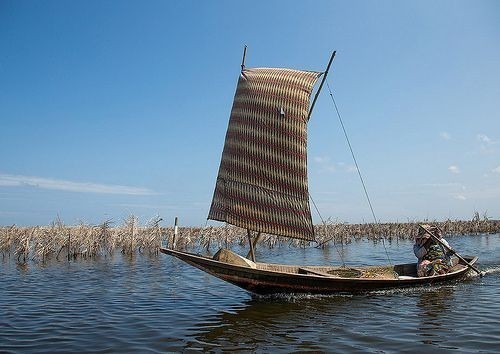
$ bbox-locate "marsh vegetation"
[1,213,498,264]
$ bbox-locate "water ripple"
[1,235,499,352]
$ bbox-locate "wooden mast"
[246,232,261,260]
[241,45,247,71]
[241,45,257,262]
[308,51,336,120]
[246,229,256,262]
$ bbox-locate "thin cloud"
[0,173,155,195]
[313,156,336,173]
[346,164,358,173]
[313,156,329,164]
[440,132,451,140]
[477,133,497,155]
[313,157,358,174]
[419,182,467,200]
[417,182,500,202]
[477,134,492,144]
[113,203,170,209]
[448,165,460,174]
[493,166,500,174]
[422,182,464,189]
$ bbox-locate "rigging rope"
[325,80,392,265]
[310,194,346,266]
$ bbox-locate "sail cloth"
[208,67,322,241]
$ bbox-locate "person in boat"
[414,225,453,277]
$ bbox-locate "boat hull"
[160,248,478,295]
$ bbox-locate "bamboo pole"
[246,232,261,260]
[308,51,336,121]
[241,45,248,71]
[246,229,256,262]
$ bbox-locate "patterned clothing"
[414,238,452,277]
[417,258,450,277]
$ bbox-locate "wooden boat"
[160,248,478,295]
[161,47,479,295]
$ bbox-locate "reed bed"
[1,215,499,264]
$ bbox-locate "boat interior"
[212,248,465,280]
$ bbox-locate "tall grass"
[1,214,499,264]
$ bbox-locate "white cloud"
[477,133,497,155]
[422,182,464,189]
[493,166,500,174]
[346,164,358,173]
[314,156,329,164]
[448,165,460,174]
[313,156,336,173]
[420,183,467,200]
[313,157,358,174]
[0,173,154,195]
[477,134,492,144]
[440,132,451,140]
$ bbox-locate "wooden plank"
[299,267,332,277]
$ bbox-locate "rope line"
[326,80,392,265]
[310,194,346,266]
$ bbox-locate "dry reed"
[1,214,499,264]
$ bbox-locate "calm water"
[1,234,499,353]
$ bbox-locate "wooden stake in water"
[68,230,71,261]
[172,217,178,249]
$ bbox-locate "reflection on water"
[1,234,499,353]
[416,287,454,345]
[189,295,355,352]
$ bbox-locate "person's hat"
[417,224,442,239]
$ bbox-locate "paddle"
[420,224,485,277]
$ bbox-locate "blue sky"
[1,1,499,226]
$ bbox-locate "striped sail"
[208,67,321,241]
